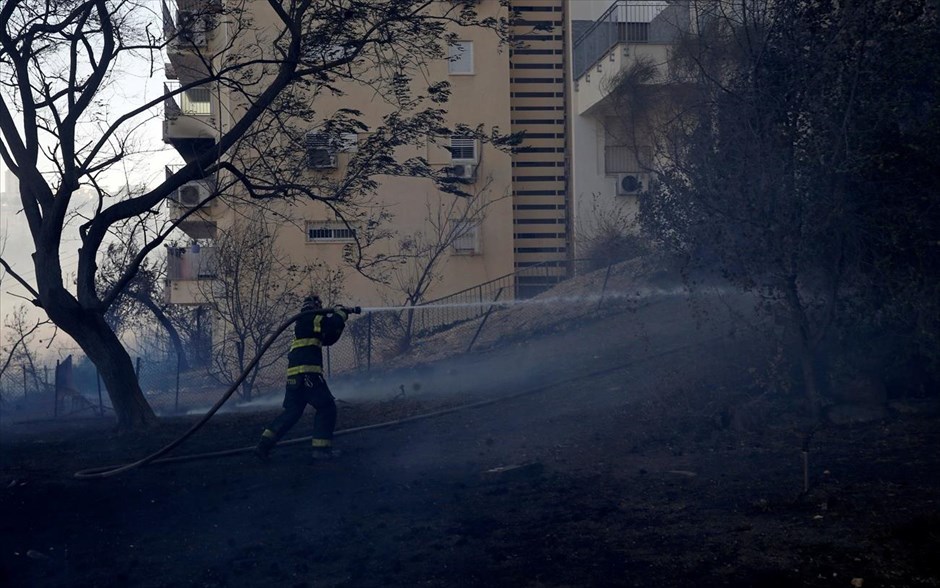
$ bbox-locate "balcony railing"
[167,245,217,280]
[163,82,212,118]
[573,1,691,80]
[163,0,218,49]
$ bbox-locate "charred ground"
[2,260,939,587]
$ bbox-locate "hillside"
[2,258,938,587]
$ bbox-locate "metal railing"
[403,259,576,338]
[164,81,213,117]
[167,245,217,280]
[573,1,691,80]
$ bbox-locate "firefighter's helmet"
[301,295,322,312]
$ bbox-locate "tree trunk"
[798,337,822,423]
[784,278,823,424]
[402,306,416,350]
[134,292,190,372]
[50,305,158,429]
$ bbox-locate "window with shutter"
[452,220,480,255]
[450,136,477,162]
[306,221,356,242]
[304,132,337,168]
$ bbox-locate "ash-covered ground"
[2,258,939,587]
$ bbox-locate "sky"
[0,0,179,362]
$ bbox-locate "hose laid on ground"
[74,306,731,480]
[73,384,551,479]
[74,309,313,479]
[74,304,532,480]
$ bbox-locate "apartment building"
[567,0,690,256]
[162,0,570,309]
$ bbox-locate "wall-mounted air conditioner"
[175,10,208,47]
[616,173,649,196]
[176,181,211,207]
[448,163,478,181]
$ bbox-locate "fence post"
[54,360,60,419]
[467,287,504,353]
[97,368,104,417]
[175,354,181,414]
[366,312,373,372]
[597,263,613,311]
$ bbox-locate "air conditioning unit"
[305,132,338,169]
[175,10,208,47]
[616,173,649,196]
[307,149,337,169]
[176,181,210,207]
[449,163,477,181]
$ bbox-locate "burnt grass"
[2,266,939,587]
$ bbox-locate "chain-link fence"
[1,258,613,422]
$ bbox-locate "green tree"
[628,0,940,419]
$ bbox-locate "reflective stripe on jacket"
[286,310,346,376]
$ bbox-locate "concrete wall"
[567,1,686,257]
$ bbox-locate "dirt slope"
[1,260,938,587]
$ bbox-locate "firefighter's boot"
[311,438,338,461]
[254,431,276,462]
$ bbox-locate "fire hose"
[72,304,728,480]
[73,304,556,480]
[73,306,360,480]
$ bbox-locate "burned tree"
[98,224,193,372]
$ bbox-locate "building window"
[604,145,653,174]
[304,132,338,169]
[306,221,355,242]
[339,132,359,153]
[448,41,474,75]
[452,220,480,255]
[450,136,478,161]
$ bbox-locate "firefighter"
[254,294,349,461]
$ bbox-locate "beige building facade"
[163,0,570,309]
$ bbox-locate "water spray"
[358,286,699,314]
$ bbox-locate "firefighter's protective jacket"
[286,308,347,377]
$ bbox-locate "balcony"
[165,165,219,240]
[165,243,217,305]
[572,1,691,115]
[163,82,218,158]
[162,0,220,82]
[162,0,218,52]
